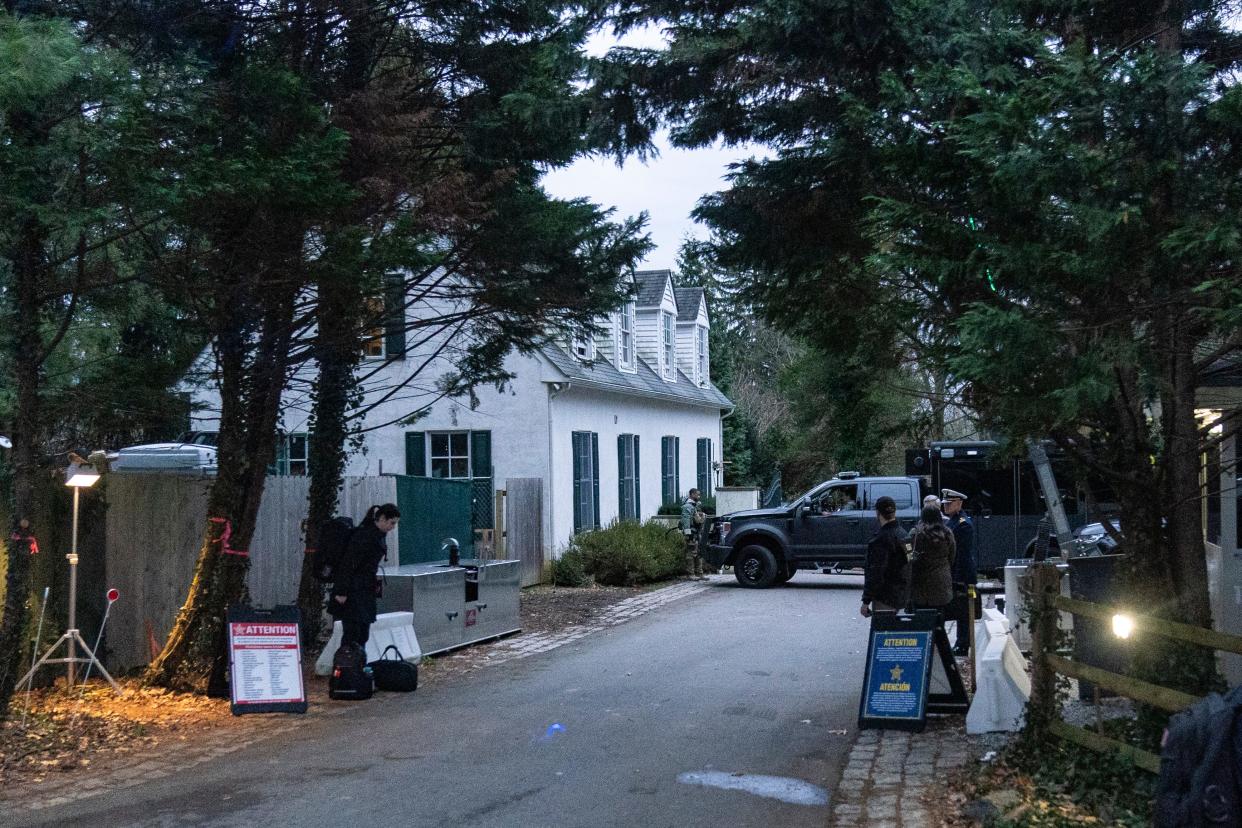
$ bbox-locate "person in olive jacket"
[860,496,911,617]
[908,505,957,619]
[330,503,400,648]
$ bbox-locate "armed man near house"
[680,487,707,580]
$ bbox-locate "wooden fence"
[1029,563,1242,773]
[104,474,397,671]
[505,478,544,587]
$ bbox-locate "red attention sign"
[228,621,305,707]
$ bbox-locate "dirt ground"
[0,581,658,788]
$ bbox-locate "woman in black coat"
[329,503,400,647]
[908,505,957,620]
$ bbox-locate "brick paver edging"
[830,726,971,827]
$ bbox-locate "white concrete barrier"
[966,622,1031,734]
[315,611,421,676]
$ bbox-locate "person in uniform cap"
[941,489,976,654]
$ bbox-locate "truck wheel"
[735,545,779,588]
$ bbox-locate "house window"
[618,434,640,521]
[572,431,600,532]
[618,302,635,370]
[269,432,309,476]
[661,436,680,505]
[571,329,595,361]
[696,327,708,385]
[696,437,714,496]
[661,312,675,380]
[362,296,385,358]
[430,432,470,478]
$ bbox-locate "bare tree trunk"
[146,268,300,691]
[0,216,47,719]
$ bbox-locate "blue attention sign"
[862,629,932,721]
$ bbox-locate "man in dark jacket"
[861,496,911,617]
[943,489,976,654]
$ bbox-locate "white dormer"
[674,287,710,386]
[633,270,679,382]
[570,328,596,362]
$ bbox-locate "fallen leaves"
[0,678,246,790]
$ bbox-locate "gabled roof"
[673,288,705,322]
[540,345,732,410]
[634,269,674,308]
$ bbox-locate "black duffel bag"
[368,644,418,693]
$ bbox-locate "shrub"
[564,519,685,586]
[657,501,681,516]
[551,549,590,587]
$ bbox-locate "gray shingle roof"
[634,269,673,307]
[673,288,705,322]
[540,345,732,410]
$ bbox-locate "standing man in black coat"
[330,503,400,648]
[861,496,911,617]
[942,489,976,654]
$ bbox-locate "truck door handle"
[446,612,459,621]
[477,604,487,611]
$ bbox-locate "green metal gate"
[395,476,474,564]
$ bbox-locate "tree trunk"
[145,271,299,691]
[0,215,48,719]
[297,272,362,648]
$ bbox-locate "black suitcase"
[328,642,374,701]
[369,645,418,693]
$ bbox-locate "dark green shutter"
[470,430,491,479]
[633,435,640,520]
[591,433,600,528]
[572,432,584,532]
[674,437,680,499]
[617,435,627,520]
[405,432,426,476]
[662,436,680,504]
[384,273,406,358]
[697,438,709,494]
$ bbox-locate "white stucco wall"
[547,385,724,554]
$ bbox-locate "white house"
[187,269,732,556]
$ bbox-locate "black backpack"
[1156,684,1242,827]
[312,516,355,583]
[328,642,373,701]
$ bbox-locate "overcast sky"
[540,27,765,272]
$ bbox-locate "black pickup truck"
[705,473,926,588]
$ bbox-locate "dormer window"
[571,329,595,361]
[661,312,675,380]
[618,302,636,370]
[696,326,708,385]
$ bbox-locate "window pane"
[289,461,307,476]
[288,434,307,460]
[870,483,912,508]
[431,433,449,456]
[451,458,469,478]
[431,458,450,478]
[450,433,468,455]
